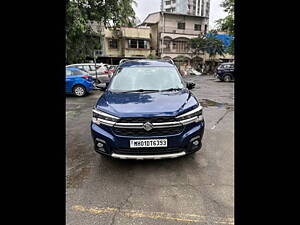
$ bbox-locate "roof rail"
[161,59,175,65]
[119,59,129,65]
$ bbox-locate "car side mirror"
[103,81,110,90]
[186,82,195,90]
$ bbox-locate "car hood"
[95,89,199,117]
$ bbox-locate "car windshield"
[109,66,184,92]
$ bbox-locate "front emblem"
[143,122,153,131]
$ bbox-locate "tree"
[66,0,137,64]
[215,0,234,35]
[215,0,234,57]
[187,33,207,56]
[188,33,226,73]
[205,34,226,59]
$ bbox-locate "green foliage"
[215,0,234,35]
[226,38,234,55]
[215,15,234,35]
[147,55,160,59]
[187,34,207,56]
[205,34,226,58]
[66,0,137,64]
[175,55,190,62]
[220,0,234,14]
[188,34,226,58]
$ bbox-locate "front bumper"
[91,121,205,160]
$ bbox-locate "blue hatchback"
[66,67,94,97]
[91,60,205,159]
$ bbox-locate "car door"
[65,69,73,93]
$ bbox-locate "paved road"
[66,75,234,225]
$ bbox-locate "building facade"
[89,23,153,64]
[139,11,209,67]
[161,0,210,17]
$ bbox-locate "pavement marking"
[71,205,234,224]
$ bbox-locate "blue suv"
[91,60,205,159]
[65,67,94,97]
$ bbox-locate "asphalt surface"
[66,75,234,225]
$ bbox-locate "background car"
[215,62,234,82]
[107,65,117,77]
[65,67,94,97]
[187,67,202,76]
[66,63,98,73]
[66,63,110,86]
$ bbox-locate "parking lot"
[66,75,234,225]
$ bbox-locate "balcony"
[163,26,203,36]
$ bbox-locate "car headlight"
[92,107,119,126]
[176,105,204,124]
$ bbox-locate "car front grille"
[112,147,184,155]
[112,126,184,136]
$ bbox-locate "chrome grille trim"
[113,116,199,128]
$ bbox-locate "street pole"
[94,50,98,87]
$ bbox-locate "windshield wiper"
[160,88,183,92]
[119,89,160,93]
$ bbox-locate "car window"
[66,70,72,76]
[72,70,86,75]
[82,65,89,71]
[109,67,184,91]
[90,65,96,71]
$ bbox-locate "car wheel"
[223,74,232,82]
[73,85,86,97]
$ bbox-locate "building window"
[172,0,176,3]
[138,40,148,49]
[204,24,207,33]
[165,0,171,5]
[177,22,185,30]
[128,39,148,49]
[108,39,118,49]
[172,40,188,52]
[171,7,176,12]
[166,8,172,12]
[194,24,201,31]
[163,37,172,51]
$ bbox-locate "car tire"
[73,85,86,97]
[223,74,232,82]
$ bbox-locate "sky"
[133,0,227,29]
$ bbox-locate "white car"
[187,68,202,76]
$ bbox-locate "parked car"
[107,65,117,77]
[66,63,98,73]
[65,67,94,97]
[91,60,205,160]
[108,65,117,73]
[66,63,110,84]
[187,67,202,76]
[215,62,234,82]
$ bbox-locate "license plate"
[130,139,167,148]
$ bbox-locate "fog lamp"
[192,140,199,146]
[97,142,104,147]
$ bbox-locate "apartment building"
[139,11,209,67]
[161,0,210,17]
[91,25,153,64]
